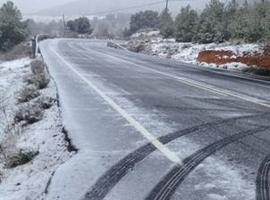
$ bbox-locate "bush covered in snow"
[15,103,43,124]
[31,60,46,75]
[34,96,55,110]
[29,60,50,89]
[17,85,40,103]
[16,60,54,124]
[26,73,50,90]
[3,148,39,169]
[0,126,39,169]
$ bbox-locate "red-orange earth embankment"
[197,45,270,70]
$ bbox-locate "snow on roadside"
[125,31,261,72]
[150,38,260,64]
[0,58,30,97]
[0,58,72,200]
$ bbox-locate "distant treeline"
[125,0,270,43]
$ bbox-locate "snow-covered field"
[125,31,261,71]
[0,58,72,200]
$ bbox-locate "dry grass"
[0,43,32,61]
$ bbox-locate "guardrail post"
[31,36,37,58]
[35,35,40,58]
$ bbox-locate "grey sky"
[0,0,255,16]
[0,0,212,15]
[0,0,75,13]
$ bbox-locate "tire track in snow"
[145,126,268,200]
[256,154,270,200]
[82,114,268,200]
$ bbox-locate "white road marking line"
[93,50,270,109]
[51,48,182,165]
[79,46,228,97]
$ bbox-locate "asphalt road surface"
[40,39,270,200]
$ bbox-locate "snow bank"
[125,33,261,72]
[0,58,72,200]
[150,39,260,64]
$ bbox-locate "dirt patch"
[197,45,270,70]
[197,50,237,65]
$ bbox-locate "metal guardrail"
[107,41,127,51]
[32,34,53,58]
[35,35,40,58]
[32,38,126,58]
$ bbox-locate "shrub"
[30,60,46,75]
[28,60,50,89]
[17,85,40,103]
[32,73,50,89]
[0,131,38,168]
[14,103,43,124]
[3,148,39,168]
[34,96,55,110]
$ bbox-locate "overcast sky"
[0,0,257,16]
[0,0,213,14]
[0,0,75,13]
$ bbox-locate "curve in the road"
[145,126,268,200]
[82,113,269,200]
[256,154,270,200]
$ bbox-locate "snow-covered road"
[40,39,270,200]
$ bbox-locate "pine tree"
[228,0,249,41]
[75,17,93,34]
[226,0,239,34]
[159,8,175,38]
[67,17,93,34]
[255,1,270,41]
[129,10,160,34]
[0,1,28,51]
[175,5,198,42]
[194,0,229,43]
